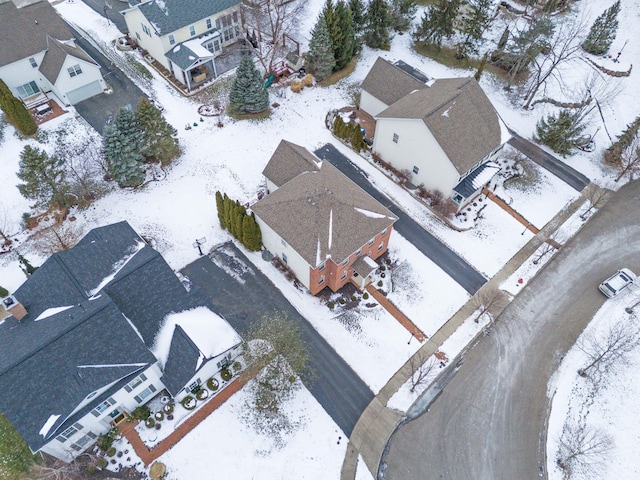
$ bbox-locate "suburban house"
[0,222,242,462]
[361,57,511,208]
[122,0,242,89]
[252,140,398,295]
[0,0,107,106]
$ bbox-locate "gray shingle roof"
[377,78,503,174]
[162,325,203,396]
[125,0,239,36]
[0,221,226,453]
[165,41,211,70]
[0,0,74,67]
[253,144,397,266]
[38,37,98,84]
[360,57,427,107]
[262,140,320,188]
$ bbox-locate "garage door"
[66,80,103,105]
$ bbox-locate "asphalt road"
[314,144,486,295]
[72,29,147,134]
[181,242,374,437]
[381,179,640,479]
[508,132,590,192]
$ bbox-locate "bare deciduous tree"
[580,184,609,220]
[556,422,613,479]
[409,351,438,393]
[471,287,504,323]
[614,134,640,182]
[33,223,83,255]
[532,241,555,265]
[54,134,108,203]
[241,0,304,72]
[30,452,101,480]
[577,319,640,378]
[0,207,15,245]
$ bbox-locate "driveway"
[381,179,640,479]
[314,144,486,295]
[508,131,590,191]
[70,27,147,134]
[181,242,374,437]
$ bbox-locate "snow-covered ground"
[1,0,639,478]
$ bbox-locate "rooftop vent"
[2,295,28,321]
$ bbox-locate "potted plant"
[195,388,208,401]
[181,395,196,410]
[206,377,219,391]
[221,368,232,381]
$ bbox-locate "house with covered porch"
[0,221,242,463]
[122,0,242,90]
[252,140,398,295]
[361,57,511,209]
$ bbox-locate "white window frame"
[318,275,325,285]
[392,133,399,143]
[378,242,384,250]
[29,57,37,68]
[16,81,39,98]
[189,25,196,36]
[142,23,151,37]
[413,165,419,174]
[133,384,156,403]
[67,64,82,77]
[124,372,147,392]
[91,397,115,417]
[206,18,212,29]
[340,271,348,281]
[381,228,387,237]
[318,262,325,271]
[56,422,82,443]
[168,34,175,45]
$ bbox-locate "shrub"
[196,389,208,400]
[385,258,391,265]
[339,298,346,305]
[221,368,233,381]
[350,295,356,301]
[380,265,386,271]
[377,280,383,287]
[96,428,118,452]
[163,403,174,414]
[232,361,242,372]
[96,458,108,469]
[181,396,196,410]
[154,411,164,421]
[206,377,219,391]
[328,300,335,309]
[145,417,155,428]
[363,292,369,299]
[106,447,116,457]
[380,272,386,278]
[0,285,8,297]
[131,405,150,420]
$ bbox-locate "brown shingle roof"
[0,1,73,67]
[262,140,321,188]
[360,57,427,107]
[377,78,502,174]
[39,37,98,84]
[253,145,397,266]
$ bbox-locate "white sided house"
[122,0,242,89]
[0,0,106,106]
[0,222,242,463]
[252,140,398,295]
[361,57,511,208]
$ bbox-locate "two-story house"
[252,141,398,295]
[361,57,511,209]
[0,221,242,462]
[122,0,242,89]
[0,0,106,107]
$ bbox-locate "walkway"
[315,144,487,295]
[483,187,540,235]
[118,368,254,466]
[508,132,590,192]
[365,285,426,342]
[341,189,591,480]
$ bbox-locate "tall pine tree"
[389,0,417,33]
[0,79,37,136]
[456,0,492,58]
[414,0,462,49]
[17,145,68,208]
[582,0,621,55]
[366,0,392,49]
[229,55,269,115]
[348,0,366,37]
[335,1,356,69]
[308,15,336,81]
[136,98,180,166]
[535,110,586,158]
[242,213,262,251]
[216,191,225,228]
[103,108,145,188]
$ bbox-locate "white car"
[599,268,635,298]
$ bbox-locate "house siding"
[0,52,51,98]
[52,56,105,105]
[308,225,394,295]
[360,90,389,117]
[373,118,460,195]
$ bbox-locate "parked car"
[598,268,635,298]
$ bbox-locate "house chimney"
[2,295,28,321]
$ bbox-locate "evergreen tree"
[323,0,339,64]
[334,1,356,70]
[242,213,262,251]
[456,0,492,58]
[414,0,462,49]
[17,145,68,208]
[103,108,145,188]
[582,1,621,55]
[365,0,392,49]
[308,16,336,81]
[18,253,37,275]
[229,55,269,115]
[135,98,180,166]
[348,0,367,37]
[223,194,232,230]
[0,79,37,136]
[333,116,347,138]
[216,191,225,228]
[389,0,417,34]
[351,125,365,152]
[535,109,587,157]
[0,285,8,298]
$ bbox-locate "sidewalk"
[341,188,601,480]
[118,367,257,466]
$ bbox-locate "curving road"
[381,179,640,479]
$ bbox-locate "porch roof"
[453,161,501,199]
[166,34,217,70]
[352,256,378,278]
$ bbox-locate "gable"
[360,57,427,108]
[262,140,321,188]
[39,37,98,84]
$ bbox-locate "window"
[29,57,37,68]
[16,81,39,98]
[318,275,325,285]
[67,64,82,77]
[189,25,196,36]
[206,18,212,29]
[392,133,399,143]
[369,238,375,246]
[281,238,287,247]
[216,13,237,43]
[70,432,96,451]
[141,23,151,36]
[378,242,384,250]
[124,373,147,392]
[91,397,115,417]
[381,228,387,237]
[56,423,82,443]
[136,32,141,41]
[413,165,419,174]
[282,253,288,264]
[355,248,362,256]
[453,194,463,204]
[318,262,325,271]
[133,384,156,403]
[340,271,348,281]
[342,258,349,266]
[203,39,221,53]
[168,34,175,45]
